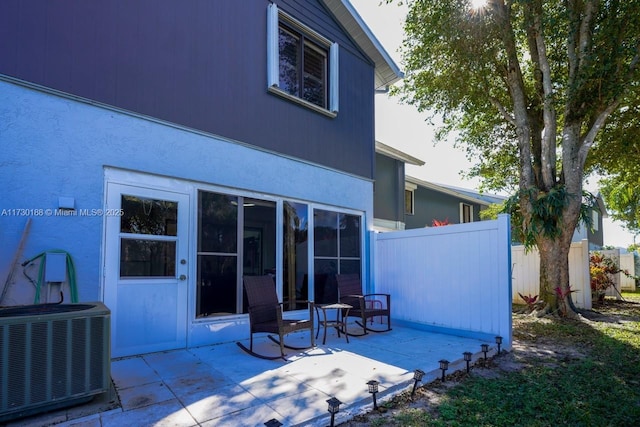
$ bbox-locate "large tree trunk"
[533,132,584,317]
[536,227,578,317]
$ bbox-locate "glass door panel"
[119,195,178,278]
[197,255,237,316]
[283,201,308,311]
[196,192,277,316]
[242,198,276,278]
[120,196,178,236]
[198,192,237,253]
[120,239,176,277]
[314,210,338,257]
[242,199,277,314]
[196,191,238,318]
[313,209,362,303]
[339,213,361,258]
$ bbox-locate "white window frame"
[592,209,599,231]
[405,182,417,215]
[460,203,474,223]
[267,4,339,117]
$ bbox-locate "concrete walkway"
[8,325,496,427]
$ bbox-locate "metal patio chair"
[236,275,315,360]
[336,274,391,336]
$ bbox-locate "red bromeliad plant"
[432,218,450,227]
[518,293,539,313]
[555,286,578,317]
[589,252,629,303]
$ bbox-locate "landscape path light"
[326,397,342,427]
[367,379,380,411]
[463,351,473,373]
[411,369,425,398]
[495,336,503,354]
[264,419,282,427]
[439,359,449,381]
[481,343,489,360]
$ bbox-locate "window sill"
[268,86,337,118]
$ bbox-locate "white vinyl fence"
[620,253,637,291]
[372,214,512,349]
[511,244,640,309]
[512,240,592,310]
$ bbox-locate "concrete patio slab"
[5,324,497,427]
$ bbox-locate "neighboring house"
[0,0,401,357]
[404,177,606,249]
[372,142,503,231]
[574,193,607,249]
[374,141,424,231]
[404,177,505,229]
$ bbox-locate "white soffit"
[321,0,404,90]
[375,141,425,166]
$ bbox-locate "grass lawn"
[344,291,640,426]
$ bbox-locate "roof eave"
[375,141,424,166]
[321,0,404,90]
[405,176,496,206]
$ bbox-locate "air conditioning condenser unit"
[0,302,111,422]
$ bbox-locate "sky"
[350,0,636,249]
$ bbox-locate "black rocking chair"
[236,275,315,360]
[336,273,391,336]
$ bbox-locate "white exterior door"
[104,183,190,357]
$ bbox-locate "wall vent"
[0,302,111,422]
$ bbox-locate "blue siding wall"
[405,186,483,229]
[0,0,376,178]
[374,154,404,223]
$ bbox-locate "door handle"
[179,274,187,281]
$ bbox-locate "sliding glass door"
[313,209,361,304]
[197,191,238,317]
[196,189,362,317]
[197,191,277,317]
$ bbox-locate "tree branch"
[579,101,620,167]
[577,0,597,70]
[627,44,640,77]
[528,1,557,189]
[490,0,535,188]
[566,0,579,85]
[489,96,516,126]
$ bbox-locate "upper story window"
[405,182,417,215]
[267,4,339,117]
[460,203,473,223]
[279,23,327,108]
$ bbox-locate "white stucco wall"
[0,79,374,306]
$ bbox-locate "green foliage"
[599,174,640,236]
[478,202,503,220]
[436,357,640,426]
[374,301,640,426]
[387,0,640,306]
[500,186,596,248]
[396,1,639,187]
[588,99,640,234]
